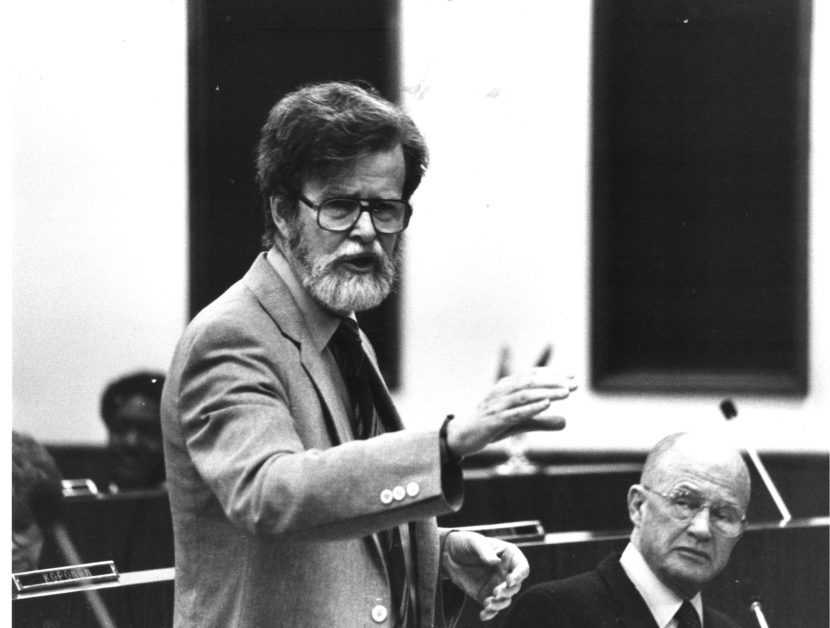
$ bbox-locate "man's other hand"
[442,531,530,622]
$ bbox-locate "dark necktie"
[329,318,413,627]
[329,318,376,439]
[674,600,702,628]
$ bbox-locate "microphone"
[719,399,792,523]
[739,580,771,628]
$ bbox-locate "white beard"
[285,229,400,315]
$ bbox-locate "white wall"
[11,1,188,444]
[9,1,827,454]
[396,0,829,453]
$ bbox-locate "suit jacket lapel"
[242,254,355,445]
[597,553,660,628]
[243,255,393,578]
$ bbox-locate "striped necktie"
[329,318,413,626]
[329,318,375,439]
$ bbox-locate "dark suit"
[161,253,464,627]
[503,553,743,628]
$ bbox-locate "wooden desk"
[14,520,826,627]
[39,489,174,574]
[13,568,175,627]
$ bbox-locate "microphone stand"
[719,399,792,523]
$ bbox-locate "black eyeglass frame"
[296,193,413,234]
[640,484,747,537]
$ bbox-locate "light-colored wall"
[11,1,188,444]
[10,1,828,454]
[397,0,829,454]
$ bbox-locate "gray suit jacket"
[161,253,464,627]
[503,553,743,628]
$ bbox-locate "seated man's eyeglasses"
[641,485,747,537]
[296,193,412,234]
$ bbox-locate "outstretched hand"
[446,367,577,458]
[442,530,530,622]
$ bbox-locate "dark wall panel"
[591,0,811,395]
[189,0,402,386]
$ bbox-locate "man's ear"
[627,485,646,527]
[269,196,292,236]
[268,195,296,238]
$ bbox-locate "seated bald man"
[504,432,751,628]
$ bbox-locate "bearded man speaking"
[161,81,578,628]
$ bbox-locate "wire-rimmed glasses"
[641,485,747,537]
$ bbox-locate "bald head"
[641,432,751,509]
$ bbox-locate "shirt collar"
[266,246,342,353]
[620,543,704,628]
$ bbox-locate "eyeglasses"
[296,193,412,234]
[641,485,747,538]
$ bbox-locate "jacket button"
[406,481,420,497]
[371,604,388,623]
[380,489,394,505]
[392,485,406,501]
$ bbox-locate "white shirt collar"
[620,543,704,628]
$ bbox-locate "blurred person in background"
[100,370,166,492]
[12,430,64,572]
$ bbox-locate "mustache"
[334,242,384,260]
[325,242,400,274]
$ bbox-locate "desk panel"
[13,569,174,628]
[40,490,174,574]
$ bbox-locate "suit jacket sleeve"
[166,307,463,542]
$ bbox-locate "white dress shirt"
[619,543,704,628]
